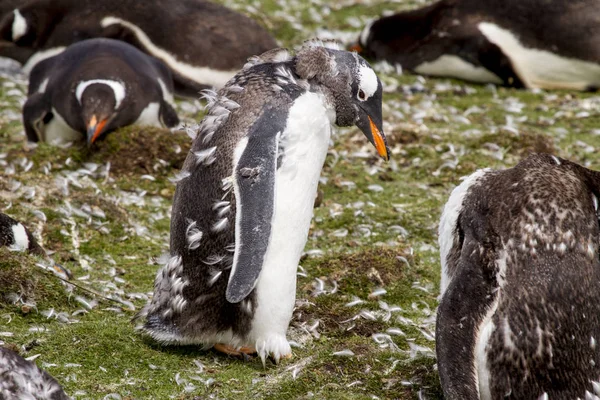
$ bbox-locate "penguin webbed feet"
[213,343,257,360]
[212,340,293,366]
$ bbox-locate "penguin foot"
[256,334,292,366]
[213,343,257,358]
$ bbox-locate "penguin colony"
[0,0,600,398]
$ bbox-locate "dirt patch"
[0,248,69,310]
[295,249,414,338]
[89,126,192,176]
[476,129,556,158]
[307,248,411,290]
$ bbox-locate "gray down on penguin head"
[237,40,388,160]
[291,41,388,158]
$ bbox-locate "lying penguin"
[437,153,600,399]
[0,346,70,400]
[138,40,389,364]
[0,212,44,256]
[355,0,600,90]
[23,38,179,146]
[0,0,277,96]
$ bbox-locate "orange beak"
[349,43,363,53]
[369,116,389,160]
[86,115,108,145]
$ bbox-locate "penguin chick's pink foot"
[213,343,257,357]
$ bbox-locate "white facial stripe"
[101,16,237,88]
[11,9,27,42]
[358,64,378,98]
[10,223,29,252]
[359,20,374,47]
[75,79,126,109]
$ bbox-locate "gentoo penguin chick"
[0,346,69,400]
[0,213,44,256]
[437,153,600,399]
[0,0,277,95]
[23,38,179,146]
[138,40,389,363]
[355,0,600,90]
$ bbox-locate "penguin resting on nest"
[354,0,600,90]
[0,346,69,400]
[437,153,600,399]
[138,40,389,364]
[23,38,179,146]
[0,213,44,256]
[0,0,277,96]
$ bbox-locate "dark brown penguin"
[437,153,600,399]
[354,0,600,90]
[0,0,278,96]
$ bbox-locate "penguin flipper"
[225,106,288,303]
[22,92,50,142]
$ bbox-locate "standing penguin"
[354,0,600,90]
[0,213,44,256]
[0,0,277,95]
[139,41,388,363]
[23,38,179,146]
[437,153,600,399]
[0,346,70,400]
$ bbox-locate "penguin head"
[295,41,389,160]
[75,80,127,146]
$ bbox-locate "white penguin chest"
[275,91,334,228]
[44,108,81,144]
[249,91,334,339]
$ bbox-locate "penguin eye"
[358,89,366,101]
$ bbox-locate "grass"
[1,0,600,398]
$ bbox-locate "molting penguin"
[0,346,70,400]
[437,153,600,399]
[355,0,600,90]
[0,0,277,96]
[23,38,179,146]
[0,213,44,256]
[138,41,389,363]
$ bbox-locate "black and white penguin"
[437,153,600,399]
[0,213,44,256]
[0,346,69,400]
[138,40,388,363]
[355,0,600,90]
[0,0,277,96]
[23,38,179,146]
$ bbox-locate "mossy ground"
[1,0,600,399]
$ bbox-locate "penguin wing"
[225,105,288,303]
[22,92,50,142]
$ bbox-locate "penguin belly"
[479,22,600,90]
[44,108,81,144]
[246,91,333,359]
